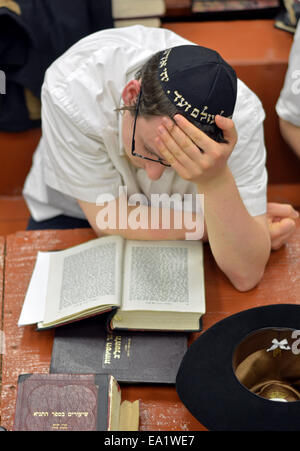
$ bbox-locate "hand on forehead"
[154,112,237,184]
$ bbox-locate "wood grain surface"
[0,237,5,375]
[0,222,299,430]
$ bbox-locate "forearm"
[78,198,206,241]
[197,167,271,291]
[99,203,189,240]
[279,118,300,158]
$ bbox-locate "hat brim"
[176,304,300,431]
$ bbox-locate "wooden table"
[0,223,299,431]
[0,237,5,356]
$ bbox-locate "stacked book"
[13,373,138,431]
[112,0,166,28]
[14,235,206,430]
[192,0,280,13]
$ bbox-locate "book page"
[121,240,205,313]
[18,251,50,326]
[43,235,124,324]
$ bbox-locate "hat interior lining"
[233,328,300,403]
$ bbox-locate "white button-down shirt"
[23,25,267,221]
[276,22,300,127]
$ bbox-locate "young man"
[23,26,298,291]
[276,20,300,158]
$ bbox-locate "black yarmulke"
[157,45,237,127]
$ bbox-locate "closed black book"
[50,316,188,384]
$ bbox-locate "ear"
[122,79,141,106]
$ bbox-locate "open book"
[18,236,205,331]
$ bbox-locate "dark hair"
[117,51,227,143]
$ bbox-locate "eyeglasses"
[131,89,171,167]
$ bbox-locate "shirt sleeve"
[40,80,123,204]
[276,23,300,127]
[39,27,196,205]
[228,80,268,217]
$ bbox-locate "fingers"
[267,202,299,220]
[155,138,198,180]
[172,115,216,152]
[155,114,237,183]
[215,115,238,145]
[155,116,210,179]
[269,218,296,251]
[158,118,203,164]
[156,114,234,161]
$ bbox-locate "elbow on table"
[228,249,271,292]
[228,232,271,292]
[229,266,267,292]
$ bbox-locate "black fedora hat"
[176,304,300,431]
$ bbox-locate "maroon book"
[13,373,137,431]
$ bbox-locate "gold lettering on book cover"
[52,423,68,430]
[104,334,126,365]
[104,337,113,365]
[33,411,89,417]
[67,412,89,417]
[125,338,132,357]
[52,411,65,417]
[113,335,122,359]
